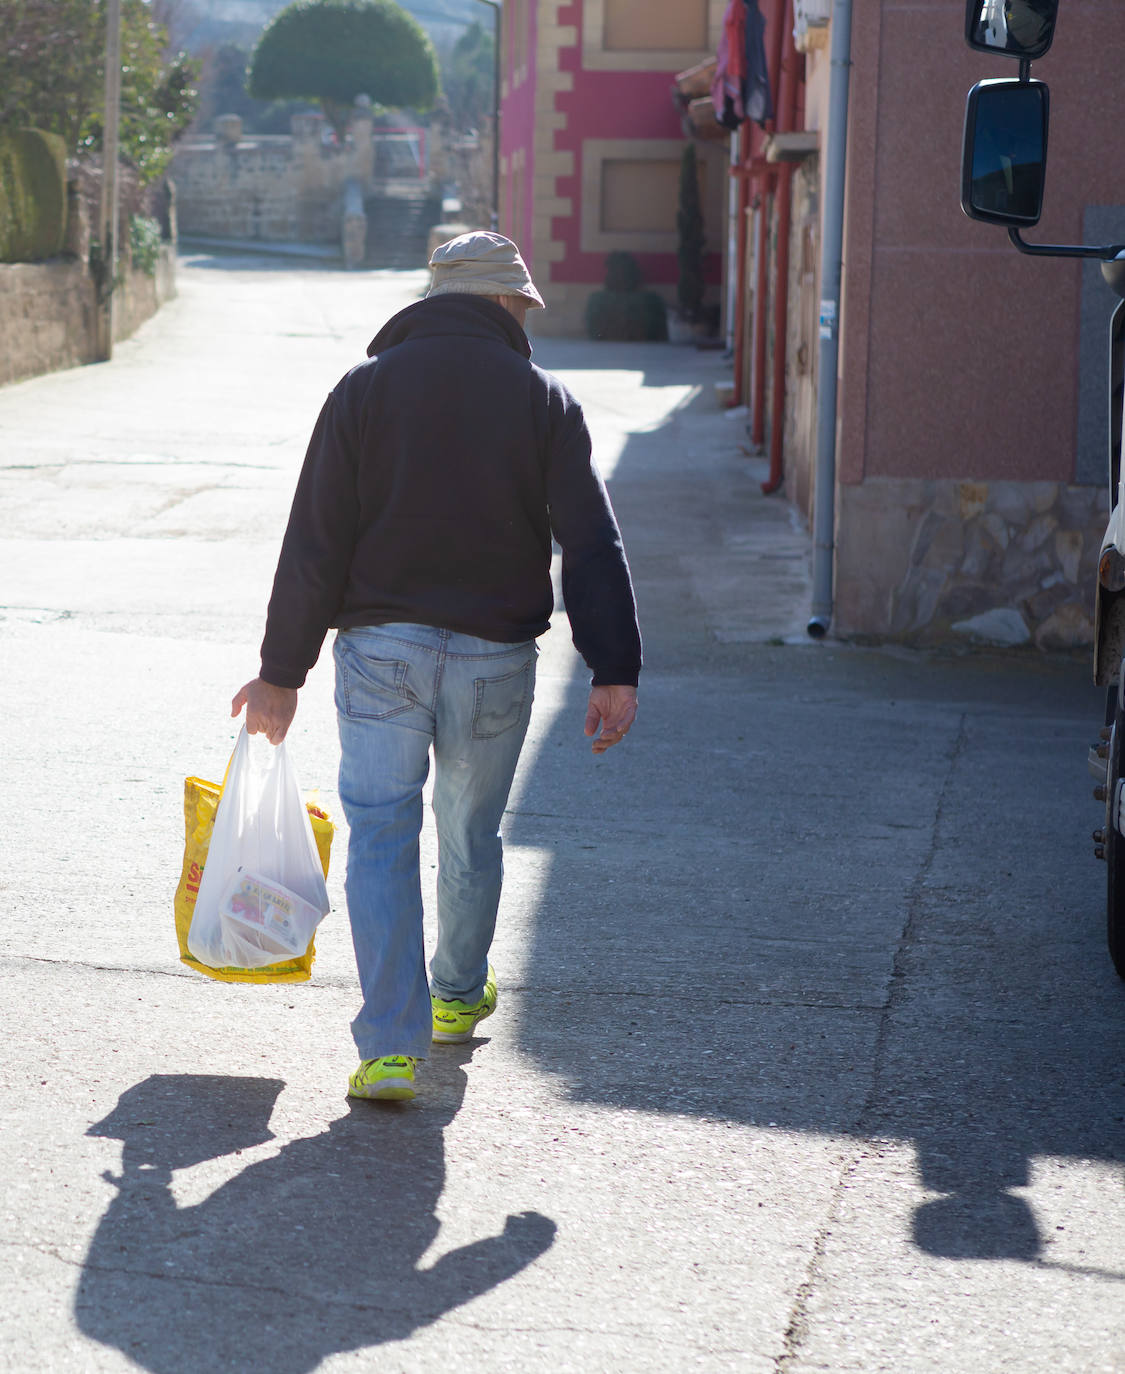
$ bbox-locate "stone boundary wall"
[171,112,432,250]
[117,246,176,342]
[0,245,176,389]
[174,134,301,241]
[834,476,1108,650]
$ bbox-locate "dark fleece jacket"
[259,294,641,688]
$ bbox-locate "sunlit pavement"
[1,251,1122,1372]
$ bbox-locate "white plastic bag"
[187,728,330,970]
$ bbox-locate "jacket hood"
[366,294,533,359]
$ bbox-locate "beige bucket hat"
[427,231,545,309]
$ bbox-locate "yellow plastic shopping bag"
[173,730,334,984]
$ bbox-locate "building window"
[501,153,511,234]
[513,0,529,85]
[603,0,708,51]
[582,0,723,72]
[581,138,716,255]
[501,0,512,96]
[503,148,526,241]
[511,154,525,241]
[501,0,528,91]
[601,159,681,233]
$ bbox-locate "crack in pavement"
[0,953,884,1011]
[773,712,969,1373]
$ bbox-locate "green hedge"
[0,128,68,263]
[586,251,669,342]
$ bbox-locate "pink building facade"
[499,0,727,335]
[502,0,1125,645]
[824,2,1125,644]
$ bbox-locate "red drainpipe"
[748,0,785,440]
[729,125,753,409]
[762,0,800,494]
[730,0,784,413]
[750,176,772,446]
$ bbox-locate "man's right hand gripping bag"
[175,727,334,983]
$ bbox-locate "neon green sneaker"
[347,1056,416,1102]
[432,965,497,1043]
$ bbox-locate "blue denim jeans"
[333,624,537,1060]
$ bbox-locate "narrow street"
[1,252,1122,1372]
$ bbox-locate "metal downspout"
[807,0,853,637]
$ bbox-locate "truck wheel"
[1106,691,1125,980]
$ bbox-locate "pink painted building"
[820,1,1125,645]
[503,0,1125,646]
[724,0,1125,645]
[498,0,728,335]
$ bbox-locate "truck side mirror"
[965,0,1058,60]
[961,78,1049,226]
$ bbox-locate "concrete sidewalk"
[1,252,1122,1372]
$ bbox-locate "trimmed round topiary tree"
[248,0,439,135]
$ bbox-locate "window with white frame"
[581,0,723,71]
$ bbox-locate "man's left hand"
[584,685,637,754]
[232,678,298,745]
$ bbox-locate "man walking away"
[232,232,641,1102]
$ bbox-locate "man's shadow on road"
[509,666,1125,1277]
[76,1064,554,1372]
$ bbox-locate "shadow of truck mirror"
[961,78,1049,226]
[965,0,1058,59]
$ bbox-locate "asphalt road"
[1,251,1122,1372]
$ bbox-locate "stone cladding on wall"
[835,476,1108,650]
[0,246,176,388]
